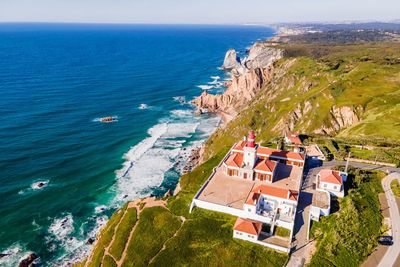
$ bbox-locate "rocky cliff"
[193,42,284,117]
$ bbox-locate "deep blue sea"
[0,23,274,265]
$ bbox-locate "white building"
[284,132,302,146]
[316,169,347,198]
[233,218,263,242]
[190,131,305,252]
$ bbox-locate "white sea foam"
[48,214,74,243]
[197,85,214,90]
[0,244,30,267]
[94,205,108,214]
[31,180,49,190]
[170,109,193,117]
[173,96,186,104]
[210,75,220,80]
[113,116,204,202]
[162,122,199,138]
[52,214,108,267]
[138,103,149,110]
[18,179,50,195]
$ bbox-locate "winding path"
[378,172,400,267]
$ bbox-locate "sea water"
[0,23,274,265]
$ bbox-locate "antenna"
[345,151,351,173]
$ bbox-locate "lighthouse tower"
[243,130,257,168]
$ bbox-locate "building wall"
[191,199,273,224]
[233,230,258,241]
[233,231,291,253]
[320,181,342,193]
[255,172,272,182]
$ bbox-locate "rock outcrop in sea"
[192,42,284,117]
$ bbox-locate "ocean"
[0,23,274,265]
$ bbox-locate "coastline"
[72,31,282,266]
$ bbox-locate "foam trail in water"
[197,85,214,90]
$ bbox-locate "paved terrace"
[312,191,330,209]
[196,163,302,210]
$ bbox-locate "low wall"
[191,199,273,224]
[347,157,396,167]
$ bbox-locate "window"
[248,208,251,212]
[334,185,338,190]
[244,173,247,179]
[323,183,327,188]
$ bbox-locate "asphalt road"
[378,172,400,267]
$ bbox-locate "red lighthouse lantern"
[247,130,256,148]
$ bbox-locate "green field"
[391,179,400,197]
[309,170,384,267]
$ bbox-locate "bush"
[275,226,291,238]
[391,179,400,197]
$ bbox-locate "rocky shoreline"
[69,35,285,267]
[192,41,284,118]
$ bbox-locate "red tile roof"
[252,184,299,201]
[233,218,263,235]
[256,147,305,161]
[233,141,246,151]
[286,132,302,145]
[225,152,243,168]
[254,159,276,173]
[319,169,343,185]
[245,192,261,205]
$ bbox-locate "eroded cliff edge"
[192,42,284,117]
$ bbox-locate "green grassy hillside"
[203,42,400,159]
[79,40,399,267]
[79,150,288,267]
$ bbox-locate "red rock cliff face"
[192,67,272,115]
[192,43,283,117]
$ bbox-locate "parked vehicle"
[378,236,393,246]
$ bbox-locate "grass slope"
[309,169,384,267]
[121,206,181,267]
[109,207,137,261]
[203,42,400,159]
[80,41,400,267]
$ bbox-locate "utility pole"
[345,151,351,173]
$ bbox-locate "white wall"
[191,199,273,224]
[320,181,342,193]
[233,231,290,253]
[233,230,258,241]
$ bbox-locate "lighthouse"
[243,130,257,168]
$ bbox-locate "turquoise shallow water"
[0,23,274,265]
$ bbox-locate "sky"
[0,0,399,24]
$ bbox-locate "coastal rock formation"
[221,48,242,70]
[244,43,285,70]
[193,42,284,117]
[272,101,361,136]
[18,253,38,267]
[330,105,360,131]
[193,67,272,114]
